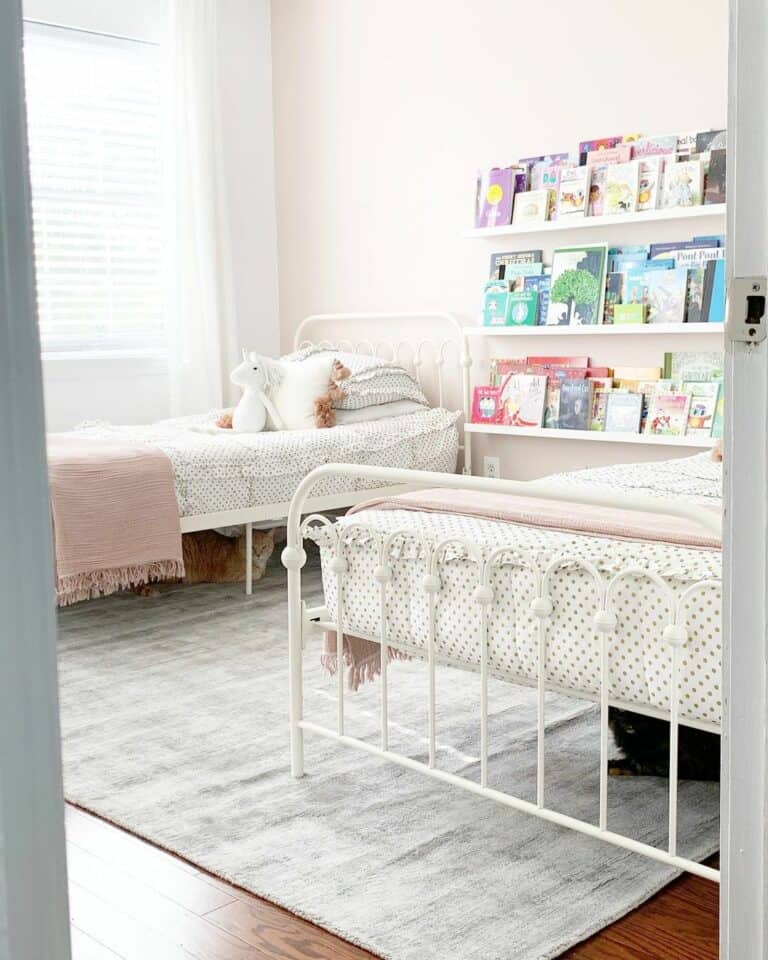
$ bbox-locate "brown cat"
[182,528,275,584]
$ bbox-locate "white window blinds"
[23,22,165,354]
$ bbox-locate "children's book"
[509,163,530,195]
[526,354,590,368]
[536,368,586,428]
[614,303,646,324]
[556,167,589,218]
[636,156,664,211]
[603,161,640,215]
[661,160,704,208]
[499,374,548,427]
[632,135,677,158]
[512,189,553,225]
[676,132,698,158]
[475,167,515,227]
[589,386,611,430]
[579,136,622,162]
[685,267,706,323]
[623,260,675,305]
[604,392,643,433]
[704,149,726,205]
[502,262,545,291]
[684,381,721,436]
[644,393,691,436]
[603,272,624,323]
[489,250,543,279]
[646,267,689,324]
[663,351,724,382]
[471,385,504,424]
[507,290,538,326]
[649,238,712,260]
[586,144,632,166]
[675,247,724,269]
[695,129,727,153]
[587,163,610,216]
[490,357,527,386]
[704,259,726,323]
[482,279,510,326]
[523,275,551,325]
[557,379,591,430]
[547,245,608,326]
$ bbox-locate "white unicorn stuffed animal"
[229,351,285,432]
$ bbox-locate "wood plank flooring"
[65,803,718,960]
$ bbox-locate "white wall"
[271,0,728,478]
[24,0,279,430]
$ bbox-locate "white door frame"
[721,0,768,957]
[0,0,71,957]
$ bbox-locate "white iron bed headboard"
[293,312,473,472]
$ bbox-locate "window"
[23,22,165,354]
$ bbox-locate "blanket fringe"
[56,559,185,607]
[322,635,410,692]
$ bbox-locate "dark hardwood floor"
[65,803,718,960]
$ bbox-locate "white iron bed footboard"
[282,463,722,883]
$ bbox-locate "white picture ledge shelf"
[465,203,727,239]
[465,323,724,337]
[464,422,716,448]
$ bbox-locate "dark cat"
[608,707,720,781]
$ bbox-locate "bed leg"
[245,522,253,595]
[288,587,305,777]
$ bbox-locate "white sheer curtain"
[166,0,238,415]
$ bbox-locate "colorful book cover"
[649,238,712,261]
[608,252,649,274]
[589,387,611,430]
[637,156,664,210]
[587,163,610,216]
[684,381,721,436]
[556,167,589,218]
[529,366,588,428]
[661,160,704,208]
[685,267,706,323]
[490,357,527,386]
[676,132,698,158]
[604,392,643,433]
[623,261,675,305]
[695,129,727,154]
[706,259,726,323]
[524,275,551,326]
[645,393,692,436]
[501,262,545,291]
[526,354,590,368]
[510,163,530,195]
[506,290,538,326]
[645,266,689,324]
[512,189,553,224]
[482,279,510,326]
[704,149,726,204]
[471,385,504,424]
[603,272,624,323]
[632,135,677,158]
[558,379,591,430]
[663,351,724,382]
[499,373,548,427]
[603,161,640,215]
[675,246,724,268]
[614,303,646,324]
[489,250,543,280]
[475,167,515,227]
[547,245,608,326]
[579,136,622,161]
[585,144,632,166]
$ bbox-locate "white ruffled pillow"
[267,354,334,430]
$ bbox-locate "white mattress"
[73,408,461,518]
[309,453,722,726]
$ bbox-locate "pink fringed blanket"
[323,485,721,687]
[48,435,184,606]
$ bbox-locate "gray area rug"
[57,551,719,960]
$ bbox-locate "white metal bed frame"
[178,311,472,592]
[283,463,722,883]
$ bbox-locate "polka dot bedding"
[72,408,460,518]
[308,452,722,726]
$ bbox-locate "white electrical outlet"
[483,456,500,479]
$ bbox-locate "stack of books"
[482,238,725,327]
[474,129,726,229]
[471,351,724,439]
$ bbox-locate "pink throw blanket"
[325,486,721,687]
[48,435,184,606]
